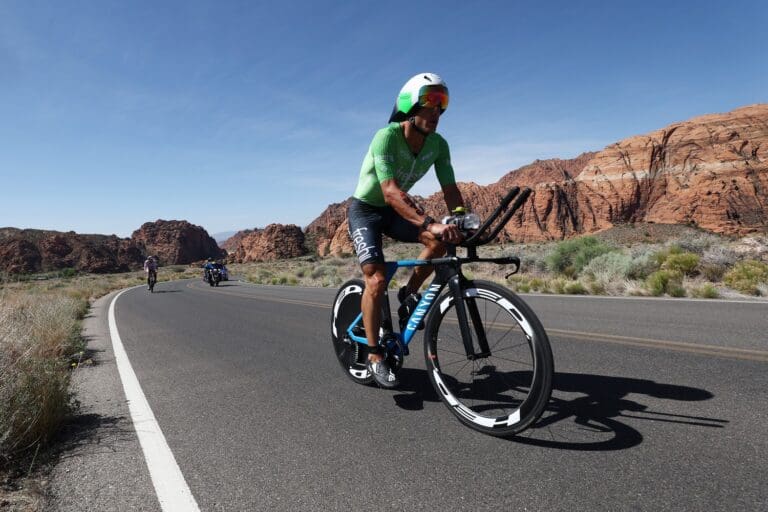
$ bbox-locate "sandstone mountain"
[132,220,224,265]
[0,228,144,274]
[1,220,225,274]
[311,104,768,254]
[225,224,306,263]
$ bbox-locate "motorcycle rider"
[347,72,465,389]
[143,255,158,290]
[203,258,216,282]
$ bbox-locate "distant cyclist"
[143,255,158,290]
[347,72,465,388]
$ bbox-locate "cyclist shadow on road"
[392,369,727,451]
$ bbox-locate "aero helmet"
[388,72,449,123]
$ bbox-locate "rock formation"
[304,198,353,256]
[131,220,225,265]
[227,224,306,263]
[0,228,144,274]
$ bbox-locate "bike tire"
[424,280,553,437]
[330,279,373,385]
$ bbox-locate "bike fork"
[448,276,491,360]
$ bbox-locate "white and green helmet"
[388,72,449,122]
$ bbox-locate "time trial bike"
[331,187,554,437]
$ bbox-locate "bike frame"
[344,246,515,359]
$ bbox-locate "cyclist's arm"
[442,183,464,213]
[434,137,464,213]
[381,179,461,242]
[380,178,430,228]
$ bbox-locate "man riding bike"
[143,255,158,290]
[348,72,465,389]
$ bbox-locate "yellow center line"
[183,281,768,362]
[186,281,330,309]
[546,328,768,362]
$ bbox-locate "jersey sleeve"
[434,136,456,186]
[370,128,399,183]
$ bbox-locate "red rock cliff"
[131,220,224,265]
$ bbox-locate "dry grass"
[0,265,200,475]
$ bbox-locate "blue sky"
[1,1,765,238]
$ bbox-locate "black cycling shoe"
[367,358,400,389]
[397,286,424,331]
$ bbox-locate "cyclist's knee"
[362,266,387,295]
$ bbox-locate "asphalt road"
[49,278,768,511]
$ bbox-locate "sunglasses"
[418,86,449,110]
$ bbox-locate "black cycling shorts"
[347,198,421,265]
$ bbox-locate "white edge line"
[108,287,201,512]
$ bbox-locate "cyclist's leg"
[385,213,445,294]
[348,198,387,362]
[360,263,387,362]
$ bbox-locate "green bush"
[723,260,768,295]
[546,236,615,276]
[652,245,683,268]
[663,252,700,276]
[691,283,719,299]
[59,268,77,279]
[645,270,683,297]
[564,281,588,294]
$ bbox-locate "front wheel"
[424,280,553,437]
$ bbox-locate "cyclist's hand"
[429,222,463,244]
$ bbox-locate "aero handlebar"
[462,186,532,247]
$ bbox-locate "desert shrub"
[699,262,726,282]
[651,245,683,268]
[588,280,606,295]
[701,245,740,267]
[529,278,545,292]
[582,252,634,282]
[645,269,683,297]
[1,294,81,464]
[548,278,567,295]
[723,260,768,296]
[310,266,331,279]
[59,268,77,279]
[662,252,700,276]
[691,283,719,299]
[546,236,615,276]
[564,281,588,294]
[676,232,721,254]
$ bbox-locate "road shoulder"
[45,289,159,512]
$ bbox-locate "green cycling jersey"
[353,122,456,207]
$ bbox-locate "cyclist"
[348,72,465,389]
[143,255,158,290]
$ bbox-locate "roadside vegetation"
[0,266,199,507]
[232,225,768,300]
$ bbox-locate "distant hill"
[212,231,237,244]
[1,220,225,274]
